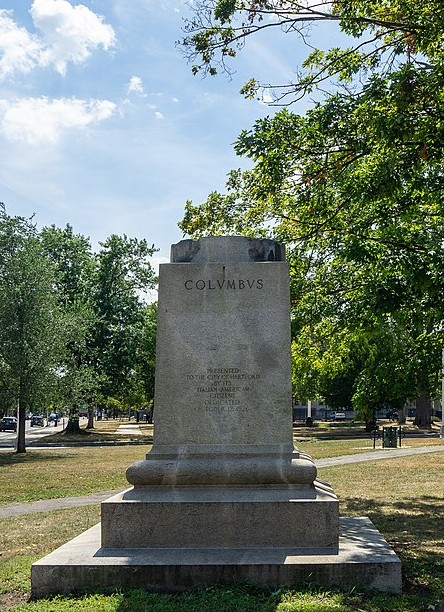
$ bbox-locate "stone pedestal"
[32,237,401,597]
[104,236,338,551]
[101,483,339,550]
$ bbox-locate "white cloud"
[0,9,41,78]
[30,0,116,75]
[0,2,116,79]
[127,75,145,95]
[0,97,116,145]
[154,111,164,120]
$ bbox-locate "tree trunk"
[398,404,406,424]
[363,406,377,432]
[413,394,432,428]
[63,406,82,435]
[365,419,377,433]
[87,403,95,429]
[16,396,26,454]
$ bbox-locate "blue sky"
[0,0,341,267]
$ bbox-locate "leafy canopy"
[179,0,444,422]
[0,206,159,442]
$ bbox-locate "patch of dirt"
[0,591,29,610]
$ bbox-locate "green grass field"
[1,429,443,611]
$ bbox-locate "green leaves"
[0,209,68,450]
[179,0,444,417]
[90,235,157,401]
[214,0,240,24]
[0,206,159,440]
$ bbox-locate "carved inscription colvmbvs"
[184,278,264,291]
[186,368,260,414]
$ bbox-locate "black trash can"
[383,426,398,448]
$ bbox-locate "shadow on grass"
[108,583,428,612]
[109,583,372,612]
[36,431,153,446]
[342,495,444,598]
[112,584,276,612]
[0,450,78,467]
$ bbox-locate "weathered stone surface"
[127,243,315,487]
[31,517,402,598]
[126,451,317,486]
[171,236,286,264]
[101,483,339,549]
[141,260,293,454]
[113,237,334,553]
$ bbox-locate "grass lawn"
[0,431,443,611]
[0,445,148,504]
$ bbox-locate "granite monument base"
[31,517,402,598]
[101,482,339,550]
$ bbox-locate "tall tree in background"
[40,225,100,434]
[0,208,159,443]
[40,225,99,434]
[91,235,157,404]
[41,228,158,431]
[134,302,158,405]
[0,206,65,452]
[180,0,444,426]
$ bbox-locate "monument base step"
[31,517,401,598]
[101,482,339,549]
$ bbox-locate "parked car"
[332,412,346,420]
[0,416,17,432]
[30,415,44,427]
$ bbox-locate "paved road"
[1,444,443,519]
[0,418,85,448]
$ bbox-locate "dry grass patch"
[0,505,101,562]
[35,419,154,445]
[88,420,153,434]
[0,445,151,504]
[296,437,375,459]
[321,452,444,503]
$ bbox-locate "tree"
[179,0,444,426]
[91,235,157,404]
[40,224,94,303]
[0,211,159,446]
[0,206,66,452]
[40,228,159,431]
[40,225,98,434]
[181,1,444,103]
[56,302,101,434]
[134,302,157,403]
[0,358,16,419]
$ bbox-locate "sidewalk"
[1,444,443,519]
[0,490,122,518]
[316,444,444,467]
[0,418,87,449]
